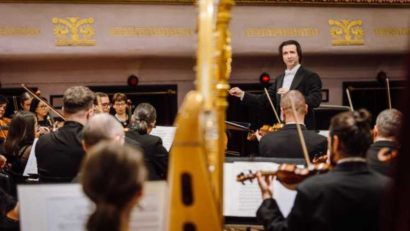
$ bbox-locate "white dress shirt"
[281,64,301,90]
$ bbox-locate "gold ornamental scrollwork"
[328,19,364,46]
[52,17,96,46]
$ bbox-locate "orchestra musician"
[80,141,146,231]
[19,92,32,112]
[255,109,389,231]
[35,86,95,183]
[3,111,38,196]
[125,103,168,180]
[94,92,111,114]
[257,90,327,160]
[0,95,10,143]
[366,108,402,177]
[112,93,130,128]
[229,40,322,130]
[29,96,52,134]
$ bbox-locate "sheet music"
[18,181,167,231]
[318,130,329,138]
[23,138,38,176]
[150,126,176,151]
[224,161,297,218]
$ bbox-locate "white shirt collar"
[285,64,301,75]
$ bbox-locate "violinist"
[0,95,10,143]
[29,97,52,134]
[258,90,327,160]
[35,86,95,183]
[229,40,322,130]
[94,92,111,114]
[19,92,33,112]
[3,111,37,196]
[366,109,402,177]
[255,109,389,231]
[112,93,130,128]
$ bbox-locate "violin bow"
[385,77,392,109]
[345,87,354,112]
[21,84,66,121]
[289,97,312,167]
[264,88,282,124]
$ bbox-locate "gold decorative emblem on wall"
[52,17,96,46]
[328,19,364,46]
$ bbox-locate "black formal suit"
[126,129,169,181]
[259,124,327,160]
[257,162,389,231]
[36,121,85,182]
[366,140,398,177]
[243,66,322,130]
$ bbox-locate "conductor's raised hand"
[229,87,245,98]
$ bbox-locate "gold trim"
[329,19,364,46]
[0,0,409,7]
[52,17,96,46]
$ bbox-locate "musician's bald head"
[280,90,307,116]
[82,113,125,150]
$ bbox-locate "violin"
[247,123,284,141]
[377,147,398,163]
[246,87,284,141]
[237,96,331,187]
[0,117,11,140]
[237,162,331,185]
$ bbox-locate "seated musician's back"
[35,86,95,182]
[258,90,327,160]
[256,109,389,231]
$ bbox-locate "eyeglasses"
[114,102,126,106]
[101,103,110,107]
[38,105,48,109]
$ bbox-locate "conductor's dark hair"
[278,40,303,63]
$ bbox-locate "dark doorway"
[88,85,178,126]
[342,80,406,124]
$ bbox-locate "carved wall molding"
[0,0,410,7]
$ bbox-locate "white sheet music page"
[223,161,298,218]
[23,138,38,176]
[224,161,278,217]
[18,181,167,231]
[150,126,176,152]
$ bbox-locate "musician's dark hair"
[279,40,303,63]
[132,103,156,135]
[0,95,8,105]
[63,86,95,114]
[112,93,127,103]
[4,111,36,157]
[81,142,146,231]
[94,92,109,105]
[20,92,32,104]
[329,109,372,157]
[29,96,47,114]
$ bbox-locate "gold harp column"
[166,0,229,230]
[213,0,234,216]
